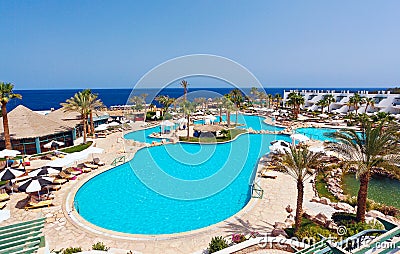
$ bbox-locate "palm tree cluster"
[249,87,282,109]
[61,90,104,143]
[325,120,400,222]
[286,92,304,119]
[0,82,22,149]
[316,94,335,114]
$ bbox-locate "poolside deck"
[1,121,319,254]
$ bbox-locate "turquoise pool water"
[75,133,291,234]
[295,127,339,141]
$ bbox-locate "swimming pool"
[75,133,291,234]
[295,127,339,141]
[123,114,284,144]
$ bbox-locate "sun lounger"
[260,169,278,179]
[53,178,68,185]
[65,168,82,175]
[84,163,98,169]
[93,158,105,166]
[58,171,74,180]
[0,192,10,202]
[25,199,53,210]
[0,201,7,209]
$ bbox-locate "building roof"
[0,105,73,140]
[46,108,109,128]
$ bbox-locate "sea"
[8,87,384,112]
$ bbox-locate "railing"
[251,181,264,199]
[111,155,126,166]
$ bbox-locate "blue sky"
[0,0,399,89]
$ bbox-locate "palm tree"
[349,93,363,115]
[141,93,148,122]
[228,89,244,126]
[267,94,273,108]
[82,89,104,136]
[214,97,224,124]
[223,95,235,127]
[274,93,282,109]
[180,101,196,139]
[325,121,400,222]
[181,80,189,101]
[363,97,375,113]
[61,91,90,143]
[0,82,22,149]
[286,92,304,119]
[250,87,259,105]
[316,99,328,114]
[155,95,174,116]
[278,146,322,232]
[323,94,336,113]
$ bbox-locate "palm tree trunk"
[356,172,370,222]
[364,105,368,114]
[294,181,304,233]
[219,108,222,124]
[1,103,12,149]
[235,110,238,126]
[90,111,94,136]
[227,111,231,127]
[82,117,87,143]
[186,114,190,139]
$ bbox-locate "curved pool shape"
[295,127,339,142]
[75,133,291,234]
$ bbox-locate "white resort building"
[283,89,400,115]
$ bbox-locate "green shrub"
[208,236,229,253]
[285,218,336,242]
[62,247,82,254]
[345,196,375,211]
[92,242,110,251]
[332,212,357,224]
[372,204,400,217]
[61,141,92,153]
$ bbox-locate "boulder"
[325,220,338,230]
[367,210,385,218]
[320,197,331,205]
[271,228,289,238]
[314,213,328,226]
[274,222,287,229]
[311,197,320,203]
[284,218,295,227]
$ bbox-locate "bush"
[62,247,82,254]
[208,236,229,253]
[146,111,156,121]
[332,212,357,224]
[372,204,400,217]
[285,218,336,242]
[92,242,110,251]
[345,196,375,211]
[232,233,246,244]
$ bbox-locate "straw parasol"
[193,125,225,132]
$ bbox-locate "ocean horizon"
[9,87,386,111]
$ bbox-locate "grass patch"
[315,170,339,203]
[285,218,335,241]
[60,141,93,153]
[179,129,246,143]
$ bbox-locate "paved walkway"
[0,121,319,254]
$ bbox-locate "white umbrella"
[43,140,65,149]
[0,149,21,158]
[0,168,25,181]
[28,167,61,177]
[204,115,217,121]
[319,113,329,118]
[46,156,75,168]
[269,145,290,154]
[108,121,120,127]
[95,124,108,131]
[290,133,310,143]
[160,120,175,127]
[176,118,187,124]
[272,111,280,116]
[84,147,104,154]
[309,146,325,153]
[18,176,54,193]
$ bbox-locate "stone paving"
[0,122,319,254]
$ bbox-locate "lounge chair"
[0,161,6,170]
[0,201,6,209]
[260,169,278,179]
[65,168,82,175]
[93,158,106,166]
[24,200,52,210]
[83,163,98,169]
[53,178,68,185]
[0,191,10,202]
[58,171,75,180]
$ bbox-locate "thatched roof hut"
[0,105,72,140]
[46,108,109,128]
[193,125,226,132]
